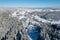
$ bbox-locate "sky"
[0,0,60,8]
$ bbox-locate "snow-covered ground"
[11,8,60,40]
[12,9,60,25]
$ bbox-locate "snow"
[11,8,60,40]
[11,8,60,31]
[34,15,51,23]
[34,15,60,24]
